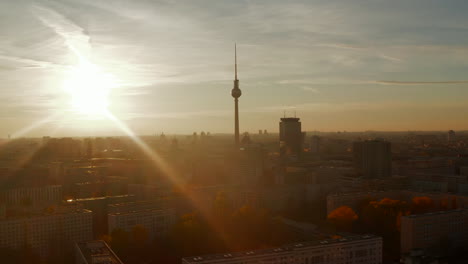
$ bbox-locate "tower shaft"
[235,98,239,146]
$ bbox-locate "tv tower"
[231,44,242,147]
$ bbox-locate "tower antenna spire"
[235,43,238,80]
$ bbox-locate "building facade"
[108,208,176,238]
[0,185,62,207]
[353,140,391,178]
[401,208,468,253]
[0,208,93,257]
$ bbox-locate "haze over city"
[2,0,468,136]
[2,1,468,264]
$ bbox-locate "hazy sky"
[1,0,468,137]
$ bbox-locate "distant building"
[229,144,265,186]
[75,240,124,264]
[108,208,176,239]
[326,190,468,215]
[0,208,92,257]
[182,235,382,264]
[448,130,456,143]
[353,140,391,178]
[310,135,321,154]
[401,208,468,254]
[279,117,303,157]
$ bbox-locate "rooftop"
[76,240,123,264]
[108,207,173,216]
[404,208,468,219]
[182,235,381,263]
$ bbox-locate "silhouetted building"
[310,135,321,154]
[353,139,391,178]
[448,130,456,143]
[279,117,303,157]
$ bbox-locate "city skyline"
[2,0,468,137]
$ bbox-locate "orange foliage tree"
[327,206,358,231]
[411,196,435,214]
[361,198,408,235]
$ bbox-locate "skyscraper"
[353,139,391,178]
[279,117,303,157]
[231,44,242,147]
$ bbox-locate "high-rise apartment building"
[353,140,391,178]
[279,117,303,157]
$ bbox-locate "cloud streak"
[374,80,468,85]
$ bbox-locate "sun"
[63,61,117,116]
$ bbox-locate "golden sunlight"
[63,60,117,116]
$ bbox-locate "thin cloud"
[316,43,364,50]
[300,87,320,93]
[375,80,468,85]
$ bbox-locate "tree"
[327,206,358,231]
[110,228,129,256]
[411,196,435,214]
[213,191,233,221]
[229,205,272,250]
[99,234,112,245]
[131,225,149,246]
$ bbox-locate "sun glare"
[63,61,117,116]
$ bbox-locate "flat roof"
[182,235,381,263]
[108,207,173,216]
[404,208,468,219]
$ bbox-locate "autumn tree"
[411,196,435,214]
[228,205,272,250]
[327,206,358,231]
[110,228,130,256]
[131,225,149,246]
